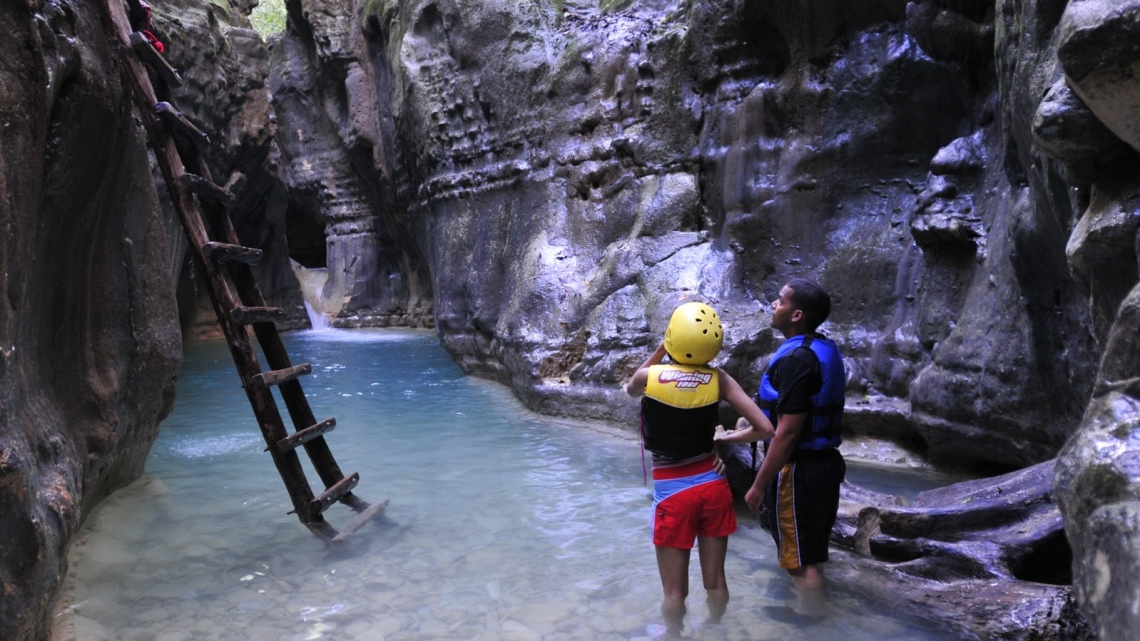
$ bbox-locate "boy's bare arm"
[624,344,668,398]
[624,368,650,398]
[715,370,775,442]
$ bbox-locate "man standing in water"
[624,302,774,638]
[715,278,847,615]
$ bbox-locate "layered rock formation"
[269,0,1140,636]
[268,0,1116,467]
[718,449,1091,639]
[4,0,1140,638]
[147,0,309,337]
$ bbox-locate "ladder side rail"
[102,0,323,523]
[192,191,355,494]
[218,234,360,503]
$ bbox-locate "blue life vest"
[757,335,845,450]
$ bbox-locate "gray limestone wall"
[269,0,1140,636]
[270,0,1119,467]
[2,0,1140,638]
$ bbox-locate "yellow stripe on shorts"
[776,462,800,569]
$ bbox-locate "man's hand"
[713,424,728,442]
[745,485,764,513]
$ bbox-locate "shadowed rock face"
[1052,3,1140,638]
[0,2,182,640]
[146,0,309,338]
[2,0,300,638]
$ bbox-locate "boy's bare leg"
[696,535,729,623]
[656,546,690,638]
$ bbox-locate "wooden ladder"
[102,0,387,542]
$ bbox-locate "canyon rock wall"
[3,0,1139,638]
[1051,2,1140,639]
[147,0,310,337]
[271,0,1140,635]
[271,0,1122,464]
[1,0,300,638]
[0,2,182,640]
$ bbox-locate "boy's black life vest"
[756,334,845,451]
[641,364,720,461]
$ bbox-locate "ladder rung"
[310,473,360,516]
[128,32,183,87]
[231,306,287,326]
[155,102,209,149]
[178,173,234,204]
[251,363,311,388]
[276,418,336,453]
[330,498,389,542]
[203,241,262,265]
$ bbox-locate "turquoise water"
[59,329,957,641]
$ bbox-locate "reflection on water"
[58,329,958,641]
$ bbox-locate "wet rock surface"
[0,2,182,640]
[269,0,1140,636]
[268,0,1117,468]
[146,0,308,337]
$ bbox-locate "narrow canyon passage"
[56,330,959,641]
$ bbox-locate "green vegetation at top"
[249,0,286,38]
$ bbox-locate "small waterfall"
[303,299,332,331]
[293,259,337,331]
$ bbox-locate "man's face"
[770,285,800,336]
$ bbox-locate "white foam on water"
[296,326,432,344]
[166,433,261,459]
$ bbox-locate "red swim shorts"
[652,477,737,549]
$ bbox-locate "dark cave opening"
[284,197,327,268]
[1010,529,1074,586]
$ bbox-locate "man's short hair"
[786,278,831,331]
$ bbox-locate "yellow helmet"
[664,302,723,365]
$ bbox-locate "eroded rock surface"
[719,448,1092,639]
[4,0,1140,638]
[270,0,1120,463]
[269,0,1140,636]
[1049,2,1140,638]
[143,0,310,338]
[0,3,182,640]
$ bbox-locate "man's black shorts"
[760,448,845,569]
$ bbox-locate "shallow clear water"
[60,329,960,641]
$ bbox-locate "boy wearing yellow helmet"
[624,302,773,638]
